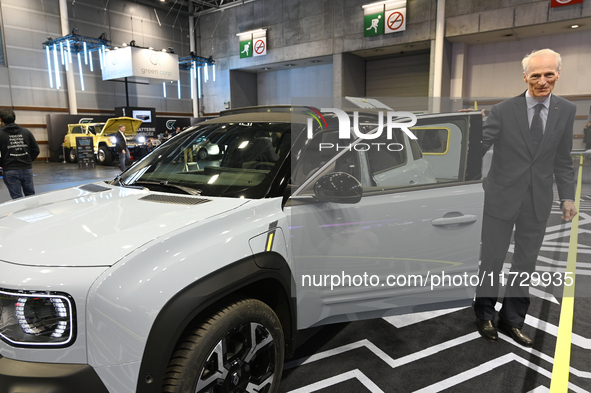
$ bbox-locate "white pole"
[189,4,199,117]
[59,0,78,114]
[432,0,445,114]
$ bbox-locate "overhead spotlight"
[46,35,53,41]
[571,24,579,29]
[190,51,195,57]
[122,43,127,47]
[168,47,175,53]
[129,40,136,47]
[98,32,107,40]
[71,27,79,35]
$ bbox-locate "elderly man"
[115,124,130,171]
[474,49,577,347]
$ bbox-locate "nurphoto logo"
[306,108,418,152]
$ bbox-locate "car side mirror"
[313,172,362,204]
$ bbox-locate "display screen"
[132,110,152,123]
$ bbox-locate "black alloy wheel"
[162,299,284,393]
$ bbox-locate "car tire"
[198,148,208,160]
[97,147,112,166]
[66,148,77,163]
[161,298,284,393]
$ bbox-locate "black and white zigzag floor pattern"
[279,186,591,393]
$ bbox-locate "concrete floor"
[0,162,121,204]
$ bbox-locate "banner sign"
[102,47,179,81]
[102,47,133,80]
[551,0,583,8]
[132,48,179,81]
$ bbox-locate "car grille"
[138,195,212,206]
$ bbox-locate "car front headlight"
[110,136,117,145]
[0,288,76,347]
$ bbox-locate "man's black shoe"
[497,321,534,347]
[476,318,498,342]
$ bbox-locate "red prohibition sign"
[387,11,404,31]
[254,39,265,54]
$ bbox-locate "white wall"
[464,29,591,147]
[466,30,591,98]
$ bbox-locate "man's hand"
[561,200,577,221]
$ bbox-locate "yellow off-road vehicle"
[63,117,147,165]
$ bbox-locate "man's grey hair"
[118,124,125,129]
[522,49,561,74]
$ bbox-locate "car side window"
[295,115,477,196]
[413,123,464,182]
[365,129,407,174]
[72,126,82,134]
[413,127,448,154]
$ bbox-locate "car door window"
[295,114,479,196]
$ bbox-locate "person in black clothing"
[115,124,130,171]
[0,108,40,199]
[583,120,591,150]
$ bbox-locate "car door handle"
[431,213,478,227]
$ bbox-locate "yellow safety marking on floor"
[549,155,583,392]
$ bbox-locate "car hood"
[100,117,143,136]
[0,184,249,267]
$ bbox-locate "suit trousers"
[474,186,547,329]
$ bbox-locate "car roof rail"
[219,105,321,117]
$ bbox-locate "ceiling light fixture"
[571,24,579,29]
[362,0,406,9]
[236,28,267,37]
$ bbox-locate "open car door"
[287,112,486,329]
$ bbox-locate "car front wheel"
[97,147,112,165]
[162,299,284,393]
[67,148,77,163]
[198,148,208,160]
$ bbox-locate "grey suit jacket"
[483,93,576,222]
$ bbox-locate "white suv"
[0,106,485,393]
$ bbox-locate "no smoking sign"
[385,8,406,34]
[253,37,267,57]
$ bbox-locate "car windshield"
[118,121,292,198]
[92,125,104,135]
